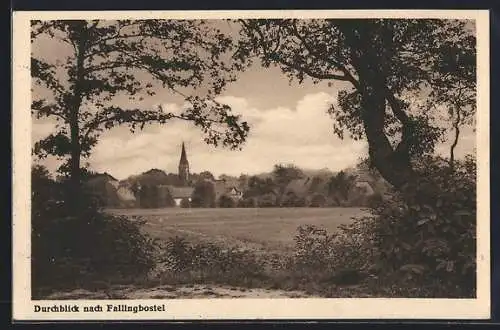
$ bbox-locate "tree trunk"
[360,89,414,189]
[68,29,86,212]
[69,109,81,199]
[358,87,441,206]
[336,21,436,203]
[449,105,461,171]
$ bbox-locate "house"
[227,187,243,200]
[84,172,138,208]
[213,179,243,204]
[159,185,194,207]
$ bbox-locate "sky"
[31,20,476,180]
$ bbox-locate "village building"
[158,142,195,207]
[213,179,243,202]
[178,142,190,187]
[226,186,243,200]
[157,185,193,207]
[85,172,137,208]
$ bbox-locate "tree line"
[74,162,388,209]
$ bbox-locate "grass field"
[108,207,368,253]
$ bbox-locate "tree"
[191,180,216,208]
[218,174,238,182]
[31,20,249,209]
[281,191,306,207]
[165,173,181,186]
[198,171,215,181]
[238,174,250,191]
[272,164,305,195]
[32,165,60,218]
[328,171,355,203]
[138,185,151,208]
[236,19,475,199]
[244,175,276,198]
[426,33,476,170]
[157,186,176,208]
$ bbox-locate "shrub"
[31,168,158,296]
[288,156,476,297]
[367,192,384,208]
[258,193,277,207]
[237,197,257,208]
[152,237,267,286]
[180,198,191,208]
[219,194,235,208]
[291,223,373,286]
[280,192,306,207]
[293,225,335,270]
[365,156,477,297]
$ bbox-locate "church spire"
[178,142,190,186]
[180,142,188,165]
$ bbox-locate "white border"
[12,10,491,320]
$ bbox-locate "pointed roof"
[160,185,194,199]
[179,142,188,165]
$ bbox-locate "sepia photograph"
[12,10,490,320]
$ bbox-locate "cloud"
[82,92,368,179]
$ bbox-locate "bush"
[237,197,257,208]
[258,193,277,207]
[365,156,476,297]
[293,225,335,270]
[31,168,158,296]
[288,156,476,298]
[180,198,191,208]
[291,223,372,286]
[367,192,384,208]
[218,195,235,208]
[152,237,267,286]
[280,192,306,207]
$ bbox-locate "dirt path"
[45,284,316,300]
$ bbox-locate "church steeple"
[178,142,190,186]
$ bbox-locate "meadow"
[107,207,367,253]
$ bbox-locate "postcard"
[12,9,490,320]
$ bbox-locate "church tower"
[178,142,190,186]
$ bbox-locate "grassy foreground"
[36,203,474,299]
[107,207,366,253]
[38,207,382,299]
